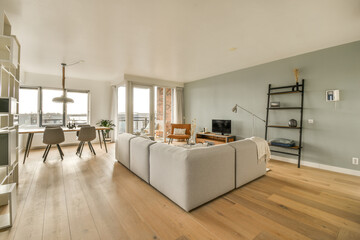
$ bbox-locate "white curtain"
[175,87,184,124]
[110,85,118,142]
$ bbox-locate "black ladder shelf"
[265,79,305,168]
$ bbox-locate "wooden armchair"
[167,124,191,144]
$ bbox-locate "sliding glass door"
[117,86,126,133]
[117,84,175,142]
[133,86,151,135]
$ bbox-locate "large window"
[19,88,39,127]
[42,89,64,126]
[67,91,89,125]
[19,87,89,128]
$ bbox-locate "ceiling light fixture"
[52,60,84,104]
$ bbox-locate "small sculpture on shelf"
[270,102,280,108]
[293,68,300,91]
[288,119,297,128]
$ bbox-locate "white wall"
[19,72,113,149]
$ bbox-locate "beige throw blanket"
[247,137,271,164]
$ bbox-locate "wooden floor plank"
[0,157,41,240]
[12,159,50,240]
[281,186,360,215]
[193,197,312,240]
[87,151,219,240]
[42,161,71,240]
[336,228,360,240]
[277,187,360,224]
[267,161,360,200]
[71,156,131,240]
[253,231,281,240]
[191,198,261,240]
[231,187,340,237]
[80,151,159,240]
[61,149,101,240]
[268,194,360,234]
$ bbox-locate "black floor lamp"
[232,104,265,137]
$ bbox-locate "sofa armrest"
[116,133,136,169]
[130,137,156,183]
[228,140,267,188]
[149,143,235,211]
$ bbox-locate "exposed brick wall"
[156,88,172,134]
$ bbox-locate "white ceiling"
[1,0,360,83]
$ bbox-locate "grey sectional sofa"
[115,133,266,212]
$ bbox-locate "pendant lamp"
[52,61,83,103]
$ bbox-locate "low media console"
[196,132,236,145]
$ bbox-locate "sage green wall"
[184,41,360,171]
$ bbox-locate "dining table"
[19,126,111,163]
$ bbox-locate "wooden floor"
[0,143,360,240]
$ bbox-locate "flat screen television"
[212,119,231,135]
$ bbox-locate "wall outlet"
[308,119,314,124]
[352,157,359,165]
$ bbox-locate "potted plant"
[97,119,116,141]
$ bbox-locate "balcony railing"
[117,115,149,134]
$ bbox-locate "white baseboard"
[271,155,360,177]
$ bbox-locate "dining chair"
[76,126,97,157]
[43,127,65,162]
[76,124,90,136]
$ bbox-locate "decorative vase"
[288,119,297,128]
[191,118,197,139]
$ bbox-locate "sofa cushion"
[149,143,235,211]
[228,140,266,188]
[116,133,136,169]
[130,137,156,183]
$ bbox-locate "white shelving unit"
[0,12,12,36]
[0,10,20,229]
[0,36,19,69]
[0,183,16,229]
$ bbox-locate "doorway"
[117,84,175,142]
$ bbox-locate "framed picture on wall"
[326,90,340,102]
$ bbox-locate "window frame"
[19,86,90,127]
